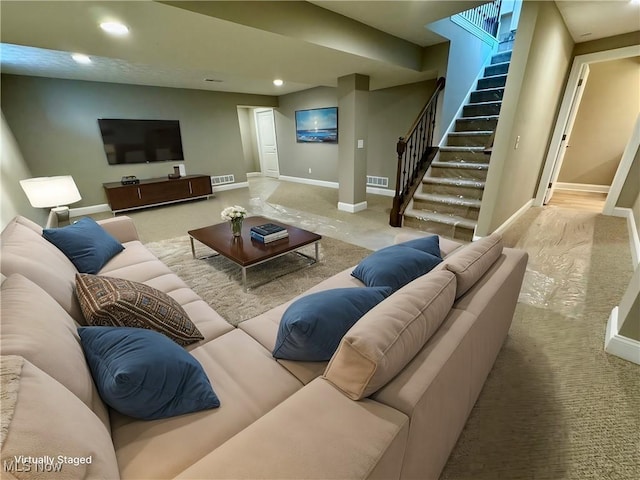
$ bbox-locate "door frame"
[254,108,280,178]
[542,63,590,204]
[534,44,640,207]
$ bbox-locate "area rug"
[145,235,371,326]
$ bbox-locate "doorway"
[255,108,280,178]
[535,45,640,211]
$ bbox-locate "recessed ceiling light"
[100,21,129,36]
[71,53,92,64]
[273,79,284,86]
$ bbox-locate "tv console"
[103,175,213,213]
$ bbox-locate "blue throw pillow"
[43,217,124,274]
[273,287,392,362]
[78,327,220,420]
[351,244,442,292]
[396,235,441,258]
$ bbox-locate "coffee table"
[188,216,321,292]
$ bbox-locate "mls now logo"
[3,458,63,473]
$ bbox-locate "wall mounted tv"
[98,119,184,165]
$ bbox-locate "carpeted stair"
[404,46,512,241]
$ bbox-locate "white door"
[543,64,590,204]
[255,109,280,178]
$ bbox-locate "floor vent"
[211,174,235,185]
[367,176,389,188]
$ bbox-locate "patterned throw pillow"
[75,274,204,346]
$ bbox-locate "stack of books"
[250,223,289,243]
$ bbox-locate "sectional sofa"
[0,214,527,479]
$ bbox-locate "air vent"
[211,174,235,185]
[366,176,389,188]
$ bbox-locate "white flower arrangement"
[221,205,248,222]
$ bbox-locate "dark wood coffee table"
[188,216,321,291]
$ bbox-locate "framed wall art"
[295,107,338,143]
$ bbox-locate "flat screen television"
[98,119,184,165]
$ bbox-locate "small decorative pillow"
[395,234,441,257]
[78,327,220,420]
[75,273,204,346]
[272,286,392,362]
[43,217,124,274]
[351,244,442,292]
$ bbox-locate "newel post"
[390,137,407,227]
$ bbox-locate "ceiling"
[1,1,638,96]
[555,0,640,42]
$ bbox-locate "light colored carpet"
[266,181,392,222]
[145,235,371,326]
[440,206,639,480]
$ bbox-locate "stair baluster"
[390,77,445,227]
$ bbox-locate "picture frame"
[295,107,338,144]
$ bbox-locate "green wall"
[427,17,495,134]
[0,111,45,228]
[275,80,437,186]
[476,0,575,235]
[1,75,277,207]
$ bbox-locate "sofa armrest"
[175,378,409,480]
[97,216,140,243]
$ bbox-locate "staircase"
[403,48,512,242]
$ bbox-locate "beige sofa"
[0,215,527,480]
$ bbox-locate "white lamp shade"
[19,176,82,208]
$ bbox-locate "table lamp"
[20,176,82,227]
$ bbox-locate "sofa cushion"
[272,287,392,362]
[76,273,204,346]
[110,329,302,479]
[324,270,456,400]
[0,274,110,428]
[1,216,84,323]
[351,245,442,292]
[43,217,124,274]
[444,233,504,299]
[0,356,121,479]
[173,377,409,480]
[79,327,220,420]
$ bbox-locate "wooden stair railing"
[390,77,445,227]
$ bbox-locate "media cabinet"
[103,175,213,213]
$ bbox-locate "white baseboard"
[246,172,262,178]
[366,186,395,197]
[611,207,640,266]
[555,182,610,194]
[212,181,249,192]
[474,198,534,240]
[279,175,395,198]
[279,175,339,189]
[605,307,640,365]
[338,201,368,213]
